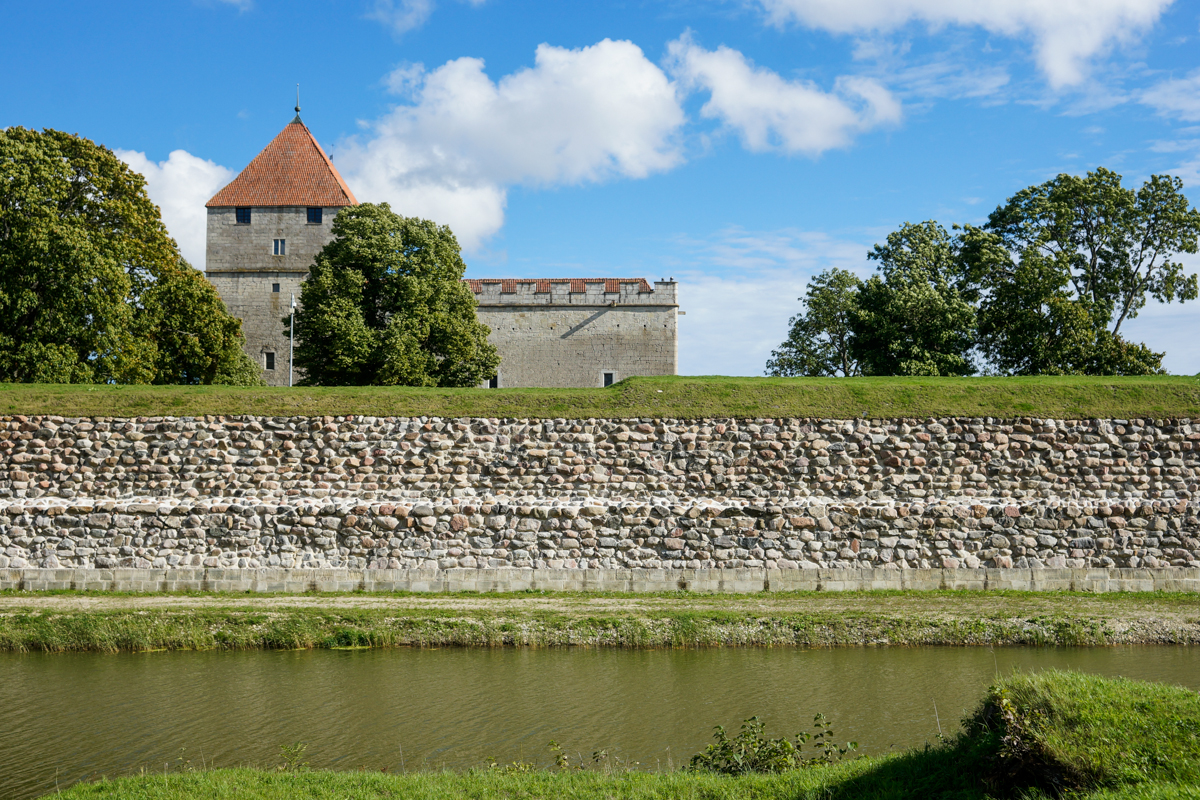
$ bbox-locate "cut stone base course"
[2,567,1197,594]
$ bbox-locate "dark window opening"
[603,372,615,387]
[235,207,251,224]
[265,352,276,371]
[488,376,499,389]
[307,207,323,224]
[273,239,286,255]
[272,283,280,293]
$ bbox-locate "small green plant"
[548,740,571,770]
[689,714,857,775]
[485,756,536,774]
[811,713,858,764]
[277,742,309,773]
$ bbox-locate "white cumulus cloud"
[334,38,686,251]
[666,35,901,156]
[755,0,1174,88]
[117,149,234,271]
[1142,70,1200,121]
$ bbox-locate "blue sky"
[4,0,1200,375]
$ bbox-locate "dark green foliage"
[774,169,1198,377]
[0,127,262,385]
[766,268,862,377]
[966,168,1198,375]
[292,203,499,387]
[850,221,978,376]
[689,715,856,775]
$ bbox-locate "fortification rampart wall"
[1,414,1198,573]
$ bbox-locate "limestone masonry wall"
[1,414,1199,572]
[472,280,678,388]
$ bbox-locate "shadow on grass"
[825,739,991,800]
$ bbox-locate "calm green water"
[2,645,1198,799]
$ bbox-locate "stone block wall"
[205,205,346,386]
[205,270,303,384]
[1,414,1198,572]
[472,280,678,387]
[205,206,340,274]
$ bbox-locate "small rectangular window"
[265,352,276,370]
[273,239,286,256]
[488,376,499,389]
[603,372,615,387]
[272,283,280,293]
[235,207,251,224]
[307,207,323,224]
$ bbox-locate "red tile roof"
[206,120,358,208]
[465,278,654,293]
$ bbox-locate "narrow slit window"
[488,376,499,389]
[307,207,323,224]
[273,239,286,256]
[235,207,251,224]
[265,352,276,370]
[272,283,280,293]
[603,372,615,387]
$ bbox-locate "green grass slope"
[3,375,1200,419]
[53,670,1200,799]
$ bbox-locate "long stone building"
[204,114,678,387]
[467,278,677,388]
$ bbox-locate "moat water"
[3,645,1198,799]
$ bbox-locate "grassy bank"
[2,589,1198,651]
[2,375,1200,419]
[53,671,1200,799]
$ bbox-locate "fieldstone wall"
[1,414,1198,572]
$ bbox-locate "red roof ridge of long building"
[465,278,655,293]
[206,120,358,208]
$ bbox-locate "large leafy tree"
[292,203,499,386]
[766,268,862,377]
[849,221,977,376]
[964,168,1198,375]
[0,127,261,385]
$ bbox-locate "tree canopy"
[766,268,862,377]
[963,168,1197,375]
[0,127,261,385]
[291,203,499,386]
[767,169,1199,377]
[850,222,977,377]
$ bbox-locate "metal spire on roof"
[292,84,302,123]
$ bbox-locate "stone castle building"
[204,116,678,387]
[205,115,357,386]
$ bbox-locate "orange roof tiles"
[206,120,358,208]
[465,278,654,293]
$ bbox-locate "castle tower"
[205,115,357,386]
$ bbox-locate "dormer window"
[273,239,286,256]
[307,207,322,224]
[235,207,251,224]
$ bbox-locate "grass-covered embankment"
[3,375,1200,419]
[3,589,1198,651]
[53,670,1200,799]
